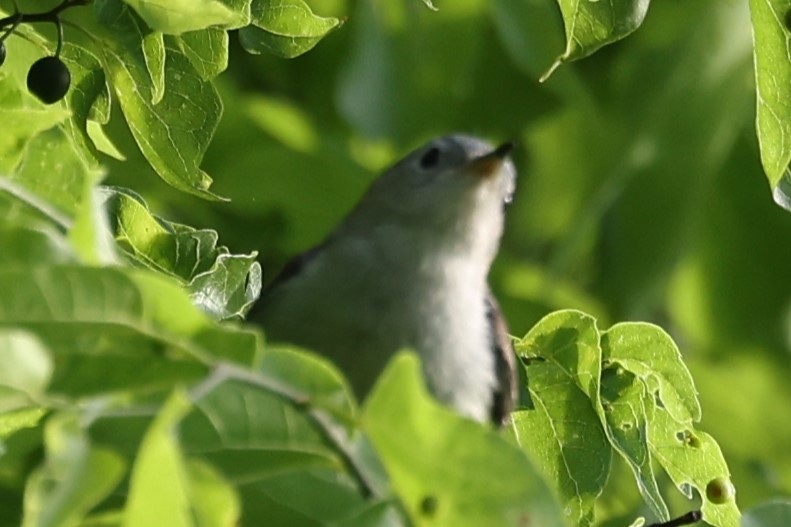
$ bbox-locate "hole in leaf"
[518,356,546,367]
[785,8,791,31]
[678,482,694,499]
[655,392,665,409]
[420,495,439,517]
[676,429,701,447]
[620,422,634,431]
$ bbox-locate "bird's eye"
[419,147,441,169]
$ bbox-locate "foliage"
[1,0,790,526]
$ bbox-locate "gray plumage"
[251,135,518,424]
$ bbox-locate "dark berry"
[27,56,71,104]
[0,41,6,67]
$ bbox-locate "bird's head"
[346,135,516,260]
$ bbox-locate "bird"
[250,135,518,425]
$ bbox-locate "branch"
[0,0,90,34]
[647,510,702,527]
[188,362,389,499]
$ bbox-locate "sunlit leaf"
[545,0,651,79]
[748,0,791,193]
[9,128,101,221]
[0,329,52,398]
[94,1,225,199]
[512,310,611,527]
[177,28,229,79]
[648,406,740,527]
[123,0,243,34]
[176,359,386,525]
[22,414,126,527]
[239,0,343,59]
[602,323,701,425]
[124,390,240,527]
[365,353,565,527]
[599,365,668,521]
[0,407,46,439]
[59,42,112,169]
[104,187,261,319]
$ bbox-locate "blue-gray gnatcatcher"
[251,135,518,424]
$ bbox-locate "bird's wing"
[246,241,327,326]
[485,289,518,426]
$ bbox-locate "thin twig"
[646,510,702,527]
[188,362,386,499]
[0,0,90,31]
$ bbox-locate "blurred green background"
[99,0,791,515]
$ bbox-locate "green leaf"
[364,353,565,527]
[602,323,700,422]
[59,42,112,169]
[142,31,166,104]
[104,188,261,319]
[0,225,75,268]
[743,501,791,527]
[182,372,340,473]
[258,346,357,422]
[545,0,651,79]
[93,2,225,199]
[124,390,240,527]
[22,414,126,527]
[239,0,343,59]
[123,0,243,34]
[177,28,229,79]
[175,362,385,525]
[0,21,71,174]
[0,329,52,400]
[599,366,668,521]
[8,127,101,222]
[0,266,209,341]
[184,460,241,527]
[513,311,611,527]
[0,406,46,439]
[187,252,261,320]
[69,178,119,266]
[0,266,229,395]
[647,406,740,527]
[86,121,126,161]
[748,0,791,193]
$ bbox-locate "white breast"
[259,229,498,422]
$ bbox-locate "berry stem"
[0,16,21,43]
[0,0,90,34]
[54,17,62,56]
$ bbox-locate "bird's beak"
[467,142,514,178]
